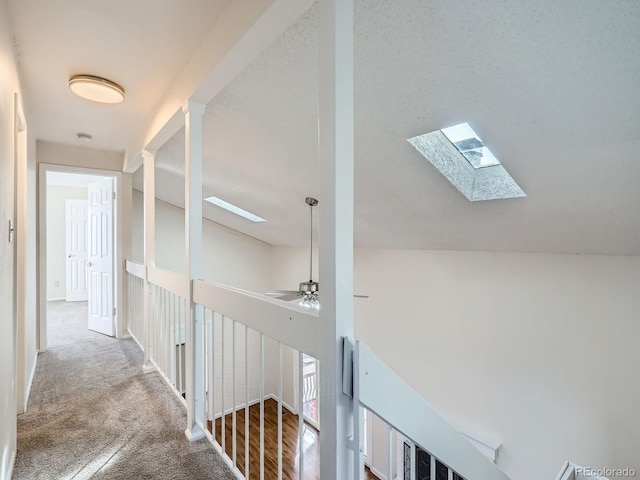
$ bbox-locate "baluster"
[260,333,265,480]
[298,351,304,480]
[232,320,237,468]
[245,325,249,478]
[221,315,226,456]
[278,341,283,480]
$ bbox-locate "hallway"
[14,301,235,479]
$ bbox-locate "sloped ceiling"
[9,0,639,254]
[135,0,640,254]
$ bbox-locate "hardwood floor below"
[207,398,380,480]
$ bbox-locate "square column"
[183,99,207,441]
[317,0,356,478]
[142,149,156,373]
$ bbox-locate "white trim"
[193,280,319,358]
[38,163,125,351]
[460,431,501,463]
[7,449,16,480]
[150,358,187,408]
[211,393,295,421]
[147,266,189,300]
[22,351,38,413]
[370,466,388,480]
[127,328,144,351]
[125,260,145,280]
[356,341,511,480]
[46,297,66,302]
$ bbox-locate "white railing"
[125,260,145,347]
[148,266,189,401]
[125,259,519,480]
[192,279,319,480]
[351,340,511,480]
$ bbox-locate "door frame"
[38,163,129,351]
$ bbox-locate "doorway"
[39,166,124,350]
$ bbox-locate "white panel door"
[87,178,114,336]
[65,199,88,301]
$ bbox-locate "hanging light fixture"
[298,197,320,310]
[265,196,368,307]
[69,75,125,104]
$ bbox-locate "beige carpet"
[14,300,235,480]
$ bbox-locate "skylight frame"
[204,195,266,222]
[407,123,526,202]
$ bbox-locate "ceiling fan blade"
[265,289,299,297]
[265,290,301,302]
[280,294,303,301]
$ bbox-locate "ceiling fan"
[266,197,368,309]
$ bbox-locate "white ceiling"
[8,0,231,152]
[10,0,640,254]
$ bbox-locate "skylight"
[440,123,500,169]
[204,196,266,222]
[407,123,526,202]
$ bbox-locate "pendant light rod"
[305,197,318,281]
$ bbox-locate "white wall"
[350,249,640,480]
[0,0,33,477]
[268,247,640,479]
[37,140,124,171]
[132,190,273,293]
[45,186,87,300]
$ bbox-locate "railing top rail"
[355,340,512,480]
[147,265,189,299]
[193,278,320,357]
[125,259,145,280]
[556,461,576,480]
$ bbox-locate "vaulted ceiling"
[9,0,640,254]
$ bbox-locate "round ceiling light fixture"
[69,75,125,104]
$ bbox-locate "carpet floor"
[14,300,235,480]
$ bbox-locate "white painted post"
[183,99,206,441]
[142,149,156,373]
[318,0,355,477]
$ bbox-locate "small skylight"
[407,123,525,202]
[440,123,500,169]
[204,196,266,222]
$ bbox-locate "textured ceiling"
[8,0,231,152]
[135,0,640,254]
[11,0,638,253]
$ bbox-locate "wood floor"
[208,398,380,480]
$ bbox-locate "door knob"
[87,261,93,267]
[68,254,75,258]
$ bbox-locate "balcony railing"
[125,259,516,480]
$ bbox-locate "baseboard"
[46,297,65,302]
[213,394,298,420]
[23,351,38,412]
[370,465,388,480]
[127,329,143,351]
[7,449,16,480]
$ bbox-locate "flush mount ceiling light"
[69,75,125,104]
[408,122,526,201]
[204,195,266,222]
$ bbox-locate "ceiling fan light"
[69,75,125,104]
